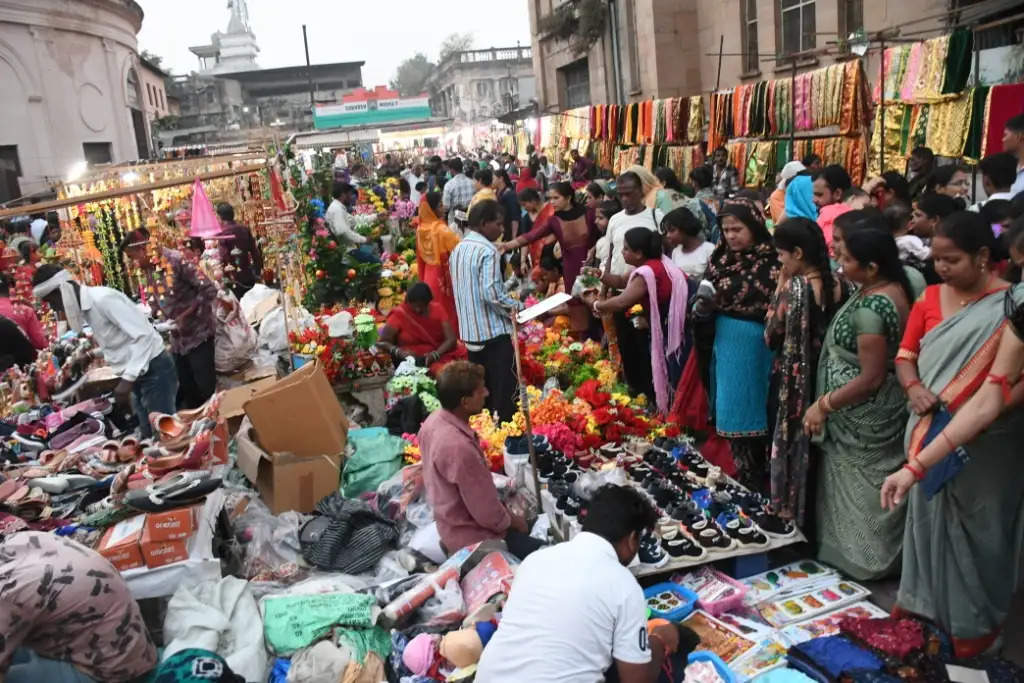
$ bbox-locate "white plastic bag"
[258,307,287,352]
[239,284,279,324]
[215,292,258,373]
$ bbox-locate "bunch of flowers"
[351,212,384,240]
[289,306,393,384]
[359,187,388,217]
[377,253,418,314]
[391,198,417,221]
[403,433,421,465]
[470,409,527,471]
[387,365,440,413]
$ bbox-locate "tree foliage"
[390,53,435,97]
[439,32,474,62]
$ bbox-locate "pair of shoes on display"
[638,532,668,568]
[555,493,582,518]
[659,526,706,560]
[504,434,549,456]
[124,470,221,512]
[717,512,771,547]
[144,429,213,476]
[683,512,735,551]
[679,450,711,478]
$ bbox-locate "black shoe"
[564,498,582,517]
[664,536,706,560]
[695,527,735,551]
[752,511,796,538]
[638,534,668,568]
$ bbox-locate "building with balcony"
[425,46,537,125]
[0,0,149,201]
[527,0,1024,112]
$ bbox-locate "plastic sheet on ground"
[261,591,379,655]
[342,428,407,498]
[162,575,268,683]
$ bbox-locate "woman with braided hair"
[765,218,850,525]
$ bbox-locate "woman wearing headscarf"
[769,161,806,222]
[784,173,818,222]
[416,191,461,336]
[515,160,541,194]
[696,198,780,491]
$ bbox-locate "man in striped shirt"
[449,199,523,421]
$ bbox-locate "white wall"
[0,0,143,195]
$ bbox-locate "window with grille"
[742,0,759,73]
[561,59,590,108]
[779,0,816,56]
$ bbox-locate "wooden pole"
[878,34,886,176]
[510,315,544,517]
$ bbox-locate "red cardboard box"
[143,506,197,542]
[97,515,145,571]
[140,524,191,568]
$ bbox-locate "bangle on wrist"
[823,392,835,413]
[903,378,922,392]
[903,461,925,481]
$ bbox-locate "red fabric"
[515,167,539,194]
[839,617,924,658]
[669,350,709,431]
[528,204,556,266]
[644,259,672,310]
[386,302,466,376]
[983,83,1024,157]
[0,297,47,349]
[420,261,459,338]
[899,285,942,356]
[701,433,737,477]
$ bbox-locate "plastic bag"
[376,464,424,521]
[215,291,258,373]
[234,498,307,581]
[406,575,466,630]
[342,428,406,499]
[240,284,279,323]
[258,307,288,352]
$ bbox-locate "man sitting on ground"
[477,484,682,683]
[418,360,541,559]
[0,531,157,682]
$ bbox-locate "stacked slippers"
[124,470,221,512]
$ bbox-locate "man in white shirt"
[1002,114,1024,197]
[973,152,1018,209]
[33,265,176,439]
[598,172,664,287]
[402,164,426,206]
[325,182,367,247]
[477,484,680,683]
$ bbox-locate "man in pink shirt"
[0,273,46,349]
[813,165,854,247]
[418,360,542,559]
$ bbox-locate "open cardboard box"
[243,361,348,459]
[220,376,279,436]
[236,416,343,513]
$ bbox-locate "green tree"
[389,53,435,97]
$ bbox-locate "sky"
[136,0,532,87]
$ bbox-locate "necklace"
[858,280,890,298]
[952,275,993,307]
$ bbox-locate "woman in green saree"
[803,229,913,580]
[882,212,1023,658]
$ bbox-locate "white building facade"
[0,0,147,201]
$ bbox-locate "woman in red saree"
[416,191,460,336]
[378,282,467,376]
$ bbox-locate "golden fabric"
[416,199,459,267]
[981,87,996,157]
[744,142,774,187]
[868,103,907,178]
[913,35,950,103]
[925,91,973,157]
[688,96,704,144]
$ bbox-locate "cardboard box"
[143,506,197,542]
[97,515,145,571]
[243,361,348,458]
[236,417,342,514]
[140,524,190,568]
[220,377,279,436]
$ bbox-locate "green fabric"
[941,28,974,95]
[904,266,926,300]
[342,427,405,498]
[963,86,990,161]
[263,592,377,655]
[153,649,237,682]
[899,104,913,157]
[898,287,1024,641]
[814,291,908,581]
[336,626,392,663]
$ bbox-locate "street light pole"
[302,25,315,115]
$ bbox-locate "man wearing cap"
[33,264,176,438]
[122,228,218,409]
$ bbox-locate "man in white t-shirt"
[325,182,367,246]
[402,163,426,206]
[596,172,664,287]
[476,485,680,683]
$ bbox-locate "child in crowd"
[843,187,871,210]
[662,207,715,280]
[885,202,930,273]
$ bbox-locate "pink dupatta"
[628,257,689,414]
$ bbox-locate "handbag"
[919,406,970,500]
